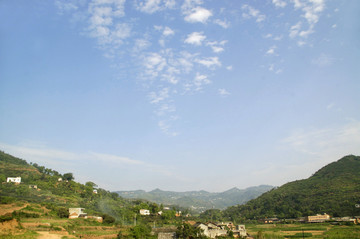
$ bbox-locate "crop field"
[245,223,360,238]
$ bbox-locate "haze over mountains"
[115,185,273,212]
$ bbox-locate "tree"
[85,181,97,188]
[57,207,69,218]
[176,223,206,239]
[129,224,152,239]
[63,173,74,181]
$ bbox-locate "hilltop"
[222,155,360,220]
[115,185,273,213]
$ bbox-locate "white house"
[194,222,227,238]
[139,209,150,215]
[69,208,87,219]
[7,177,21,184]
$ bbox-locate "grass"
[245,223,360,239]
[0,231,38,239]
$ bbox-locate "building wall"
[7,177,21,183]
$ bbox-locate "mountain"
[115,185,273,213]
[223,155,360,220]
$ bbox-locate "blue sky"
[1,0,359,192]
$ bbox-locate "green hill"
[0,150,168,224]
[116,185,273,213]
[223,155,360,220]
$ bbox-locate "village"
[3,175,360,238]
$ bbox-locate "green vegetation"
[1,151,360,239]
[221,155,360,221]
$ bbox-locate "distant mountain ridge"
[115,185,273,213]
[223,155,360,219]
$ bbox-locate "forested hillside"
[0,151,177,224]
[222,155,360,221]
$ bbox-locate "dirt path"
[37,231,64,239]
[37,231,77,239]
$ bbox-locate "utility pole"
[134,214,137,226]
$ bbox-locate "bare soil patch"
[0,203,27,216]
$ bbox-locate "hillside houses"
[193,222,247,238]
[6,177,21,184]
[139,209,150,215]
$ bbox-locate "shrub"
[102,214,116,224]
[0,213,14,222]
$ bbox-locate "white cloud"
[144,52,167,73]
[158,119,179,137]
[218,88,230,96]
[55,0,78,14]
[311,53,335,67]
[86,0,130,48]
[149,87,170,104]
[266,45,277,55]
[268,63,282,74]
[184,32,206,46]
[135,0,175,14]
[184,7,212,23]
[194,73,210,90]
[289,21,302,38]
[156,103,176,116]
[242,4,265,23]
[195,57,221,68]
[163,26,174,36]
[133,38,151,52]
[226,65,233,70]
[272,0,287,8]
[206,40,227,53]
[289,0,325,41]
[214,19,230,28]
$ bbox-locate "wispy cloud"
[135,0,176,14]
[195,56,221,68]
[206,40,227,53]
[242,4,265,23]
[266,45,277,55]
[54,0,229,135]
[282,120,360,160]
[0,142,178,189]
[272,0,287,8]
[149,87,170,104]
[218,88,230,96]
[214,19,230,28]
[288,0,325,43]
[311,53,335,67]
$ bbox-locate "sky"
[0,0,359,192]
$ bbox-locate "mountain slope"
[116,185,273,212]
[0,150,160,223]
[223,155,360,220]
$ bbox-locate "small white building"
[69,208,87,219]
[7,177,21,184]
[140,209,150,215]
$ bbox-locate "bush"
[12,211,40,218]
[0,196,15,204]
[102,214,116,224]
[0,213,14,222]
[57,207,69,218]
